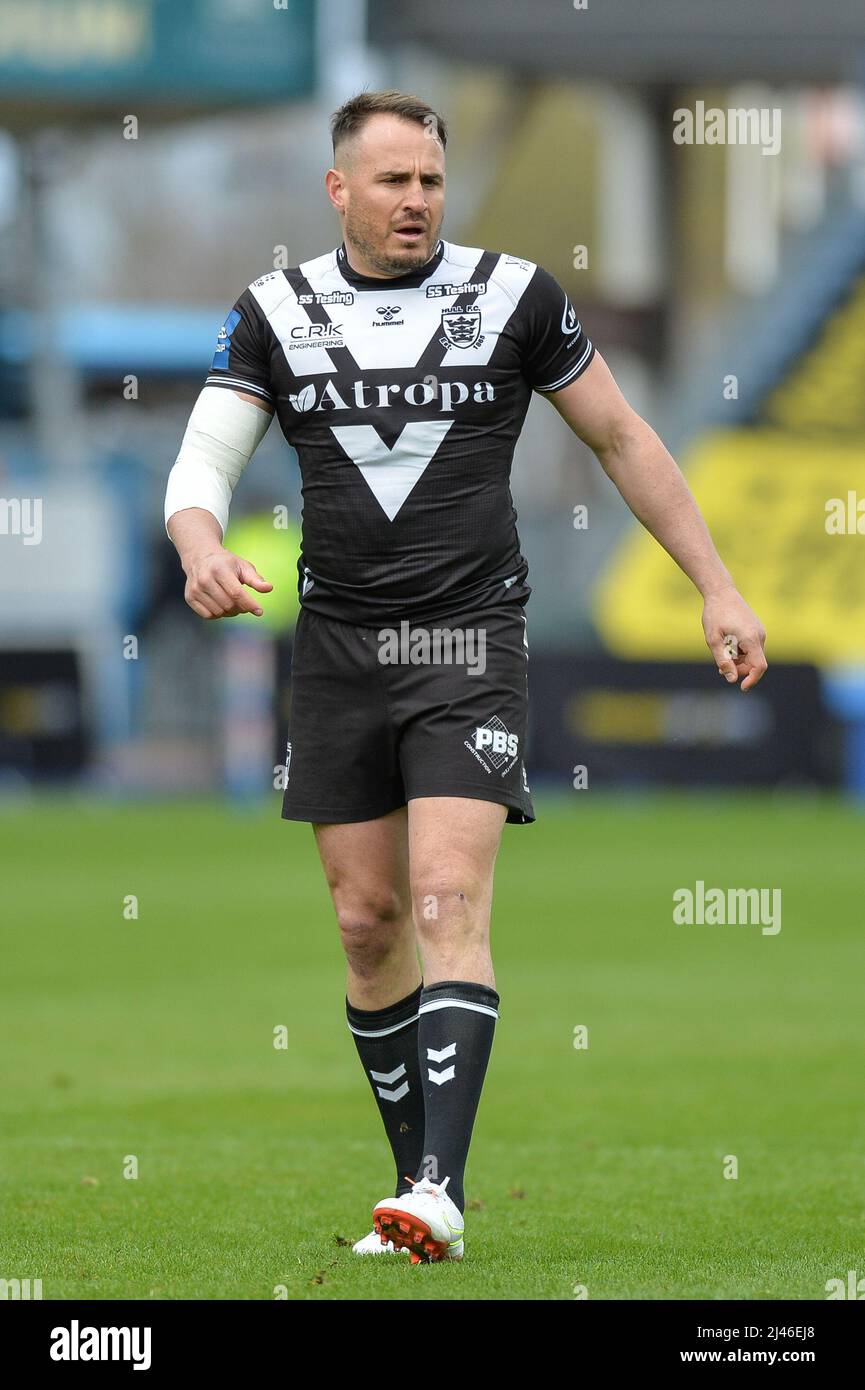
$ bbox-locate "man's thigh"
[313,806,411,922]
[407,796,507,924]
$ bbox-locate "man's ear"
[325,167,346,213]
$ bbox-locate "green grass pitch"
[1,792,863,1301]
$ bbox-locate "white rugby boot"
[372,1176,465,1263]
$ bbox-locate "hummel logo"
[428,1066,455,1086]
[370,1062,409,1102]
[561,293,580,335]
[427,1043,456,1086]
[372,305,404,328]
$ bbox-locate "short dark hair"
[330,90,447,157]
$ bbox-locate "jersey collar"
[336,239,445,290]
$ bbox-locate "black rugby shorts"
[280,602,535,825]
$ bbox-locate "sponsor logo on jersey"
[372,305,404,327]
[426,280,487,298]
[211,308,242,369]
[292,322,346,341]
[287,378,496,413]
[503,256,531,271]
[464,716,520,777]
[561,294,580,335]
[298,290,355,306]
[289,322,345,347]
[439,306,484,350]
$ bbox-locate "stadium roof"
[370,0,865,83]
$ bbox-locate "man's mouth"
[393,224,426,241]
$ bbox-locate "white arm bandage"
[164,385,273,538]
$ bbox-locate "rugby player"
[164,91,768,1263]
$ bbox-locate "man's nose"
[403,180,428,210]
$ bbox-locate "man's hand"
[702,586,767,691]
[183,547,273,620]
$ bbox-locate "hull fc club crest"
[440,305,484,350]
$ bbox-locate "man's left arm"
[542,349,768,690]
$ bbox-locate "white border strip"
[419,999,499,1019]
[205,374,274,402]
[535,339,594,393]
[347,1012,420,1039]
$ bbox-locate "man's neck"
[341,239,438,280]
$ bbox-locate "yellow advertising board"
[594,428,865,663]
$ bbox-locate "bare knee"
[334,889,410,977]
[410,872,485,945]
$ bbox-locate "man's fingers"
[225,584,265,617]
[709,639,739,682]
[196,572,245,615]
[740,650,769,691]
[735,629,768,691]
[187,593,221,620]
[236,559,273,593]
[184,552,271,619]
[189,569,265,617]
[703,593,767,690]
[708,632,768,690]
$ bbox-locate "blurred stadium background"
[1,0,864,798]
[2,0,865,1303]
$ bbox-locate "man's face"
[328,113,445,276]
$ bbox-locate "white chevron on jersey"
[249,264,341,377]
[331,419,454,520]
[297,242,493,372]
[437,254,536,369]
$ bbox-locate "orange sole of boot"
[373,1207,448,1263]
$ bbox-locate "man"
[164,91,767,1264]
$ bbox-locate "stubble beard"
[344,206,441,276]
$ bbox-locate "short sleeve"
[516,265,595,393]
[204,287,274,404]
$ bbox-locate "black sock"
[347,983,426,1198]
[414,980,500,1214]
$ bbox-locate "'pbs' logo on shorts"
[474,726,518,759]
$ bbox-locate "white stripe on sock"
[346,1012,420,1039]
[418,999,499,1019]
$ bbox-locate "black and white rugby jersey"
[205,238,595,625]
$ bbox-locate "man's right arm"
[165,387,275,619]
